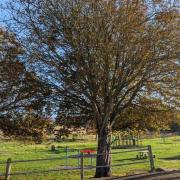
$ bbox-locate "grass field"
[0,135,180,180]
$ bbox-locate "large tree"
[7,0,179,177]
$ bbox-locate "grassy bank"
[0,136,180,179]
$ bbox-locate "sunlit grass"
[0,136,180,179]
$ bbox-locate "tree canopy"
[4,0,180,177]
[0,27,53,139]
[0,28,51,117]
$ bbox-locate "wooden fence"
[0,145,155,180]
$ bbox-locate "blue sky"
[0,0,10,26]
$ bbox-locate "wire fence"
[0,145,155,180]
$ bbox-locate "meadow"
[0,135,180,180]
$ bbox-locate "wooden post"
[78,149,80,168]
[65,146,68,168]
[148,145,155,172]
[51,145,56,151]
[126,138,128,145]
[132,138,136,146]
[80,152,84,180]
[137,136,139,146]
[5,158,11,180]
[122,138,124,146]
[90,153,93,166]
[118,135,121,146]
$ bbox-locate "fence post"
[5,158,11,180]
[80,152,84,180]
[148,145,155,172]
[90,154,93,167]
[65,146,68,168]
[78,149,80,168]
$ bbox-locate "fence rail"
[0,157,67,165]
[0,145,155,180]
[0,167,80,176]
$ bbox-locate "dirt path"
[114,170,180,180]
[91,170,180,180]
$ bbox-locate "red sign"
[80,149,96,154]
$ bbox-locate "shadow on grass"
[48,147,82,154]
[112,145,145,149]
[55,138,89,143]
[159,142,173,144]
[173,139,180,142]
[160,155,180,160]
[115,158,141,162]
[48,150,65,154]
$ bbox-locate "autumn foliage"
[1,0,180,177]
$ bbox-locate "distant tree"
[0,27,53,141]
[168,111,180,132]
[113,97,176,133]
[0,28,52,118]
[8,0,179,177]
[54,127,70,141]
[0,111,53,142]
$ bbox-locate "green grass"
[0,136,180,179]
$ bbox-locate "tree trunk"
[95,125,112,178]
